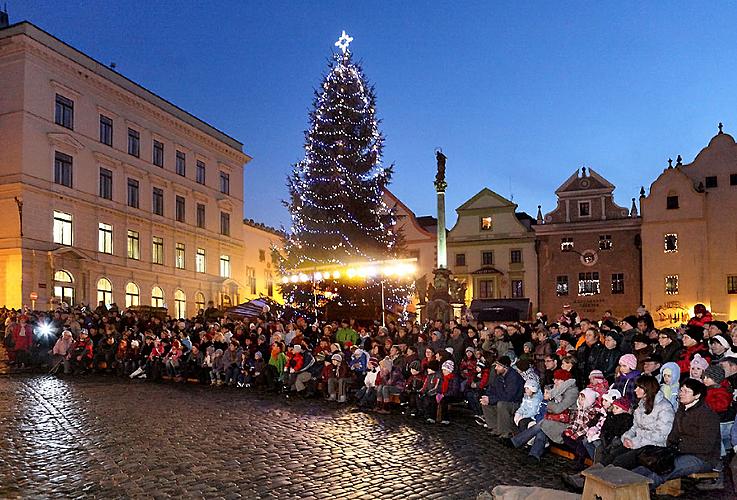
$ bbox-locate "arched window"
[174,289,186,319]
[151,286,164,308]
[125,282,140,308]
[195,292,205,313]
[54,269,75,305]
[97,277,113,306]
[221,294,232,307]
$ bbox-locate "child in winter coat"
[611,354,640,405]
[703,365,733,420]
[465,359,491,416]
[689,353,709,381]
[326,353,352,403]
[210,348,225,386]
[418,359,442,422]
[356,356,380,409]
[404,360,425,417]
[459,347,477,392]
[659,361,681,409]
[514,379,545,431]
[425,360,460,425]
[562,388,602,468]
[587,370,610,397]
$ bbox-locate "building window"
[510,249,522,264]
[598,234,613,250]
[561,237,574,251]
[478,279,494,299]
[578,201,591,217]
[175,195,186,223]
[267,274,274,297]
[666,195,679,210]
[53,211,72,245]
[174,289,186,319]
[196,203,205,228]
[220,255,231,278]
[176,150,186,176]
[127,128,140,157]
[511,279,524,298]
[151,286,164,308]
[728,276,737,294]
[99,115,113,146]
[175,242,185,269]
[248,268,257,295]
[97,277,112,307]
[54,152,73,188]
[611,273,625,294]
[152,236,164,265]
[195,292,205,312]
[220,212,230,236]
[152,140,164,167]
[664,233,678,253]
[455,253,466,266]
[54,270,75,306]
[196,161,206,184]
[665,275,679,295]
[219,171,230,194]
[99,168,113,200]
[481,251,493,266]
[578,272,600,296]
[556,275,569,296]
[152,188,164,216]
[125,282,140,308]
[127,230,140,260]
[259,249,266,262]
[730,173,737,186]
[705,176,718,188]
[55,94,74,129]
[127,178,139,208]
[98,223,113,254]
[480,216,492,231]
[196,248,206,273]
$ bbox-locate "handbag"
[544,409,571,424]
[637,445,676,475]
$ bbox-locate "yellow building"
[641,127,737,325]
[0,21,251,316]
[242,219,284,303]
[447,188,538,319]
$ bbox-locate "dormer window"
[480,216,492,231]
[666,195,679,210]
[705,176,718,188]
[578,201,591,217]
[561,237,574,251]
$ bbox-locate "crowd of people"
[3,300,737,495]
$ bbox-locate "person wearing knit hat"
[612,397,631,413]
[603,388,622,404]
[611,353,641,405]
[587,369,609,396]
[707,320,729,337]
[709,334,735,362]
[677,327,711,378]
[512,379,544,433]
[554,368,573,381]
[704,365,725,386]
[689,353,709,380]
[441,360,455,373]
[478,353,525,436]
[495,355,512,369]
[619,353,637,371]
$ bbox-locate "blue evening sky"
[10,2,737,229]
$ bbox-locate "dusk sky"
[11,2,737,230]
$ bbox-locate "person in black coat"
[576,328,605,388]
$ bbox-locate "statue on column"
[434,150,447,191]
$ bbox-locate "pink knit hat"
[619,353,637,371]
[690,353,709,371]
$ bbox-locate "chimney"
[0,5,8,28]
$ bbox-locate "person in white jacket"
[601,374,675,469]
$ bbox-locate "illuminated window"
[664,234,678,253]
[196,248,206,273]
[151,286,164,308]
[195,292,205,312]
[152,236,164,265]
[125,282,140,308]
[511,280,524,298]
[175,242,185,269]
[611,273,625,294]
[480,216,492,231]
[478,279,494,298]
[665,275,679,295]
[578,272,600,296]
[598,235,612,250]
[220,255,231,278]
[174,289,186,319]
[53,211,72,246]
[561,237,574,251]
[54,270,74,306]
[127,230,140,260]
[248,267,257,294]
[97,277,112,306]
[98,223,113,254]
[556,276,569,296]
[728,276,737,295]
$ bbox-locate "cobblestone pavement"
[0,375,731,499]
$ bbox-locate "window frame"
[220,211,230,236]
[176,150,186,177]
[152,236,164,265]
[152,187,164,216]
[127,178,140,208]
[664,233,678,253]
[611,273,625,294]
[55,94,74,129]
[99,167,113,200]
[578,200,591,217]
[560,237,574,251]
[196,161,206,185]
[219,171,230,194]
[598,234,613,251]
[196,203,206,228]
[196,248,206,273]
[455,253,466,266]
[127,229,140,260]
[578,272,600,296]
[152,140,164,167]
[666,195,679,210]
[54,152,73,188]
[175,242,186,269]
[705,176,718,188]
[219,254,231,278]
[53,210,73,246]
[98,222,113,254]
[511,279,524,298]
[99,114,113,146]
[727,275,737,295]
[556,275,569,296]
[665,275,679,295]
[510,249,522,264]
[175,195,186,223]
[481,250,493,266]
[127,128,141,157]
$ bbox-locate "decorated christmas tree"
[280,32,409,315]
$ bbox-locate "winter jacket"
[675,343,711,379]
[52,336,74,356]
[404,373,425,393]
[349,349,368,374]
[659,362,681,409]
[9,324,33,351]
[597,347,622,382]
[335,327,358,347]
[486,368,524,405]
[611,370,640,405]
[439,373,460,399]
[378,366,405,390]
[564,402,601,440]
[541,379,580,443]
[576,342,606,387]
[533,338,555,375]
[668,399,721,467]
[687,312,713,328]
[460,357,477,383]
[653,340,681,364]
[597,411,634,445]
[515,391,544,422]
[705,382,733,419]
[621,392,675,449]
[221,347,243,368]
[420,371,441,396]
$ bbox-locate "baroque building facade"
[534,168,641,320]
[641,128,737,326]
[0,22,251,316]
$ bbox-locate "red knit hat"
[612,398,631,412]
[554,369,572,381]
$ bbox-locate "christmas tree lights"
[279,32,413,315]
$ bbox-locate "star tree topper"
[335,30,353,54]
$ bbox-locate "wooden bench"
[655,471,720,497]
